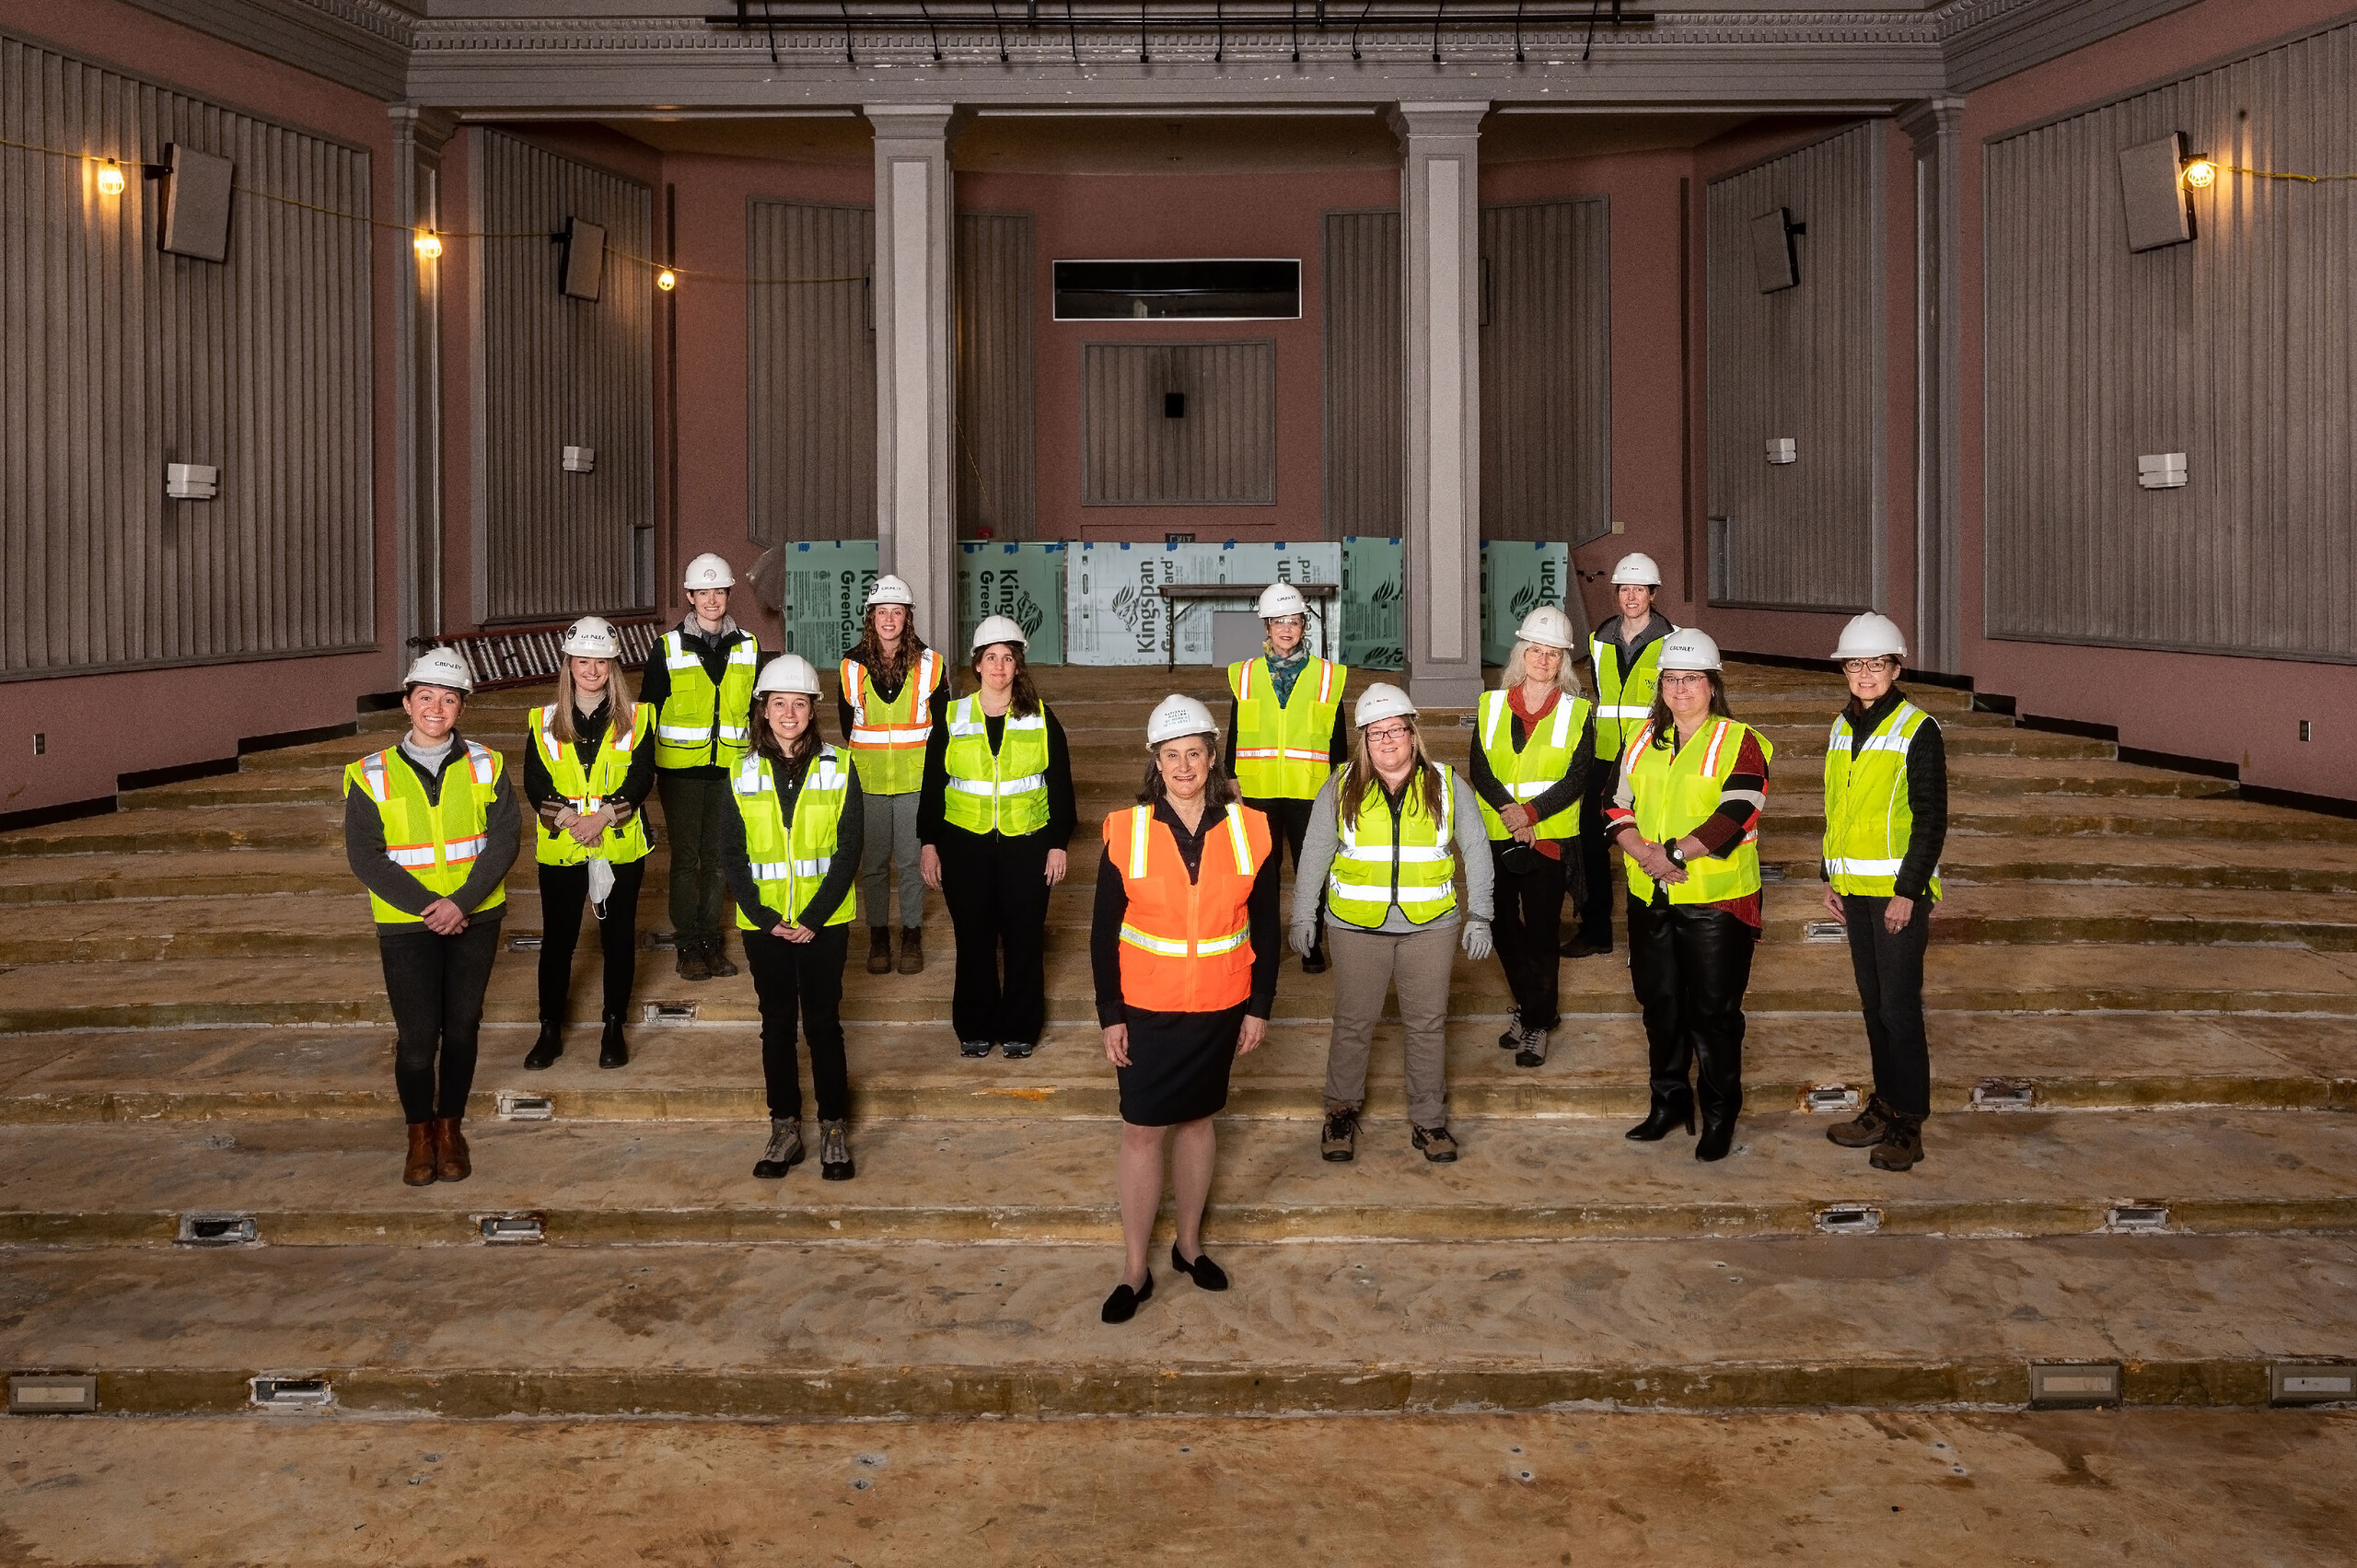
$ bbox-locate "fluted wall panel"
[1081,341,1276,506]
[1985,19,2357,660]
[1322,208,1402,540]
[1480,196,1611,545]
[955,210,1037,540]
[473,128,652,621]
[0,31,373,678]
[747,198,875,544]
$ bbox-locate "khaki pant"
[1322,921,1457,1129]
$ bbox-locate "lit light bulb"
[656,269,678,292]
[413,229,443,260]
[96,159,126,197]
[2181,158,2216,190]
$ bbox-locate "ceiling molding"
[115,0,413,100]
[1935,0,2201,94]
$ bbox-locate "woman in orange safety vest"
[1089,694,1280,1324]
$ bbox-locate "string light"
[96,158,125,196]
[413,228,444,260]
[656,268,677,292]
[2180,157,2216,190]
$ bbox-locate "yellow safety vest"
[1620,718,1774,906]
[1226,655,1348,800]
[1823,701,1943,901]
[651,629,759,771]
[1474,689,1592,842]
[343,740,509,925]
[729,747,856,931]
[941,694,1051,836]
[840,648,943,797]
[528,704,653,868]
[1326,763,1459,930]
[1591,626,1671,764]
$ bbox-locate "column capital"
[864,104,960,145]
[1894,96,1966,147]
[1387,101,1489,144]
[388,102,459,157]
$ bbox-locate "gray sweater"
[1290,764,1495,935]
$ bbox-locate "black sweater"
[915,701,1077,850]
[1091,797,1283,1026]
[720,751,866,932]
[1824,687,1949,902]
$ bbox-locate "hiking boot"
[1497,1022,1522,1051]
[865,928,894,975]
[752,1120,804,1179]
[523,1023,564,1071]
[702,937,739,979]
[959,1039,994,1059]
[1319,1105,1360,1163]
[1412,1123,1460,1163]
[1828,1094,1898,1149]
[674,938,711,982]
[819,1119,854,1180]
[1514,1024,1550,1069]
[898,927,925,974]
[1870,1116,1925,1172]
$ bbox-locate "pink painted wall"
[0,0,404,817]
[1956,0,2357,796]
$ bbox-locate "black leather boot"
[523,1023,563,1071]
[866,928,894,975]
[1695,1107,1740,1162]
[1625,1089,1697,1142]
[598,1013,629,1070]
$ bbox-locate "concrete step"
[2,1011,2351,1126]
[1,1232,2344,1416]
[8,939,2357,1034]
[5,1108,2351,1249]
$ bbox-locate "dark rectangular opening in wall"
[1053,260,1300,321]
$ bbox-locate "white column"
[1899,97,1965,675]
[1390,102,1486,709]
[868,105,958,648]
[390,103,455,668]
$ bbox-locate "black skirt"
[1117,1003,1248,1127]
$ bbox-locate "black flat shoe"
[1002,1040,1037,1060]
[1100,1272,1154,1324]
[959,1039,993,1059]
[598,1016,629,1070]
[1170,1243,1229,1292]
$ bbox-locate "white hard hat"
[1353,682,1418,728]
[752,653,822,697]
[1514,604,1578,651]
[970,614,1028,653]
[866,574,914,609]
[1257,582,1307,620]
[682,552,736,591]
[1832,611,1907,663]
[1147,693,1220,747]
[560,616,621,659]
[402,646,474,694]
[1658,627,1723,672]
[1610,552,1663,587]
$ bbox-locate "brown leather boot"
[1870,1116,1925,1172]
[402,1122,438,1186]
[865,928,894,975]
[702,936,739,979]
[433,1116,471,1182]
[674,937,712,982]
[897,927,925,974]
[1828,1094,1898,1149]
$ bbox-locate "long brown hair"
[968,642,1042,720]
[1136,738,1240,813]
[1337,718,1447,824]
[847,605,928,689]
[751,692,823,772]
[1642,670,1735,749]
[547,657,636,748]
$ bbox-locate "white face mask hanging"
[586,854,616,915]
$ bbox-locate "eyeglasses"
[1657,673,1711,690]
[1840,658,1898,675]
[1363,723,1412,743]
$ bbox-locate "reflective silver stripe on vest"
[1597,704,1651,719]
[659,723,713,742]
[750,858,831,879]
[1119,922,1250,958]
[385,844,437,868]
[443,834,489,864]
[946,774,1046,796]
[717,724,750,741]
[361,751,391,804]
[1329,874,1454,903]
[467,741,497,784]
[1827,855,1904,877]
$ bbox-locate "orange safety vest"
[1103,800,1273,1016]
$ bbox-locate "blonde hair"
[1500,639,1584,699]
[1338,717,1446,825]
[548,657,636,748]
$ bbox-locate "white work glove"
[1288,922,1319,959]
[1460,918,1492,962]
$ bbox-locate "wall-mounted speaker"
[2119,132,2194,252]
[159,144,234,263]
[1750,207,1800,293]
[561,217,607,301]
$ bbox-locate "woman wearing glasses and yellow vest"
[1291,684,1494,1165]
[342,648,521,1187]
[639,552,761,982]
[917,616,1077,1061]
[1224,583,1348,973]
[838,574,947,979]
[1091,695,1281,1323]
[722,654,865,1181]
[1604,628,1771,1164]
[1468,606,1594,1068]
[521,617,656,1074]
[1569,552,1677,959]
[1817,613,1947,1172]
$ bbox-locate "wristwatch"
[1663,842,1687,869]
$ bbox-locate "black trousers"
[1245,795,1327,945]
[936,828,1052,1045]
[1841,892,1933,1119]
[535,857,646,1024]
[1573,764,1618,947]
[741,923,853,1121]
[377,916,503,1124]
[1626,894,1756,1122]
[1489,839,1568,1030]
[657,772,730,943]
